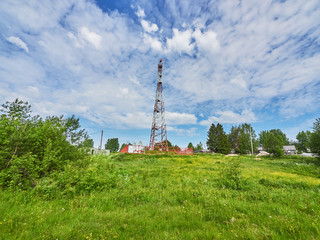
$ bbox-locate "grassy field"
[0,153,319,239]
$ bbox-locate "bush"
[0,99,89,190]
[219,158,243,189]
[273,146,284,158]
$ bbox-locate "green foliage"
[120,143,127,151]
[187,142,194,150]
[229,124,258,154]
[0,99,89,189]
[259,129,288,157]
[207,123,231,154]
[194,142,203,151]
[310,118,320,155]
[105,138,119,152]
[1,154,320,239]
[80,138,94,148]
[219,158,243,189]
[295,131,311,153]
[273,146,284,158]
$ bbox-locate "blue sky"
[1,0,319,148]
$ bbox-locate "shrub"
[219,158,243,189]
[0,99,89,190]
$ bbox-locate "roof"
[283,145,296,151]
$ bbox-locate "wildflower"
[62,208,65,211]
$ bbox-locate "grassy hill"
[0,153,319,239]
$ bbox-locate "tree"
[228,126,241,153]
[207,123,231,154]
[64,115,87,145]
[81,138,94,148]
[105,138,119,152]
[229,124,258,154]
[120,143,127,151]
[0,99,89,189]
[194,142,203,151]
[295,131,311,153]
[310,118,320,155]
[0,98,31,121]
[187,142,194,150]
[259,129,288,157]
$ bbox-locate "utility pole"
[249,126,253,155]
[99,129,103,150]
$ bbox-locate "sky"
[0,0,319,148]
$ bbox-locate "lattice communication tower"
[149,59,168,151]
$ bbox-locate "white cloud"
[193,28,220,53]
[0,0,319,146]
[230,75,247,89]
[79,26,102,49]
[136,6,145,18]
[143,33,162,51]
[167,126,197,137]
[141,19,158,32]
[7,36,29,52]
[166,28,194,54]
[114,112,152,129]
[166,112,197,125]
[200,110,257,125]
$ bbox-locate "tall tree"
[310,118,320,155]
[167,140,173,147]
[187,142,194,150]
[259,129,288,157]
[295,131,311,153]
[228,126,241,153]
[194,142,203,151]
[120,143,127,151]
[81,138,94,148]
[207,123,231,154]
[105,138,119,152]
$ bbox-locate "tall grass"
[0,154,319,239]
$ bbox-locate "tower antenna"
[149,59,168,151]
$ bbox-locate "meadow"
[0,153,319,239]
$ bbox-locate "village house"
[283,145,297,155]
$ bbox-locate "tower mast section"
[149,59,168,151]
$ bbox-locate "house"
[257,146,264,152]
[283,145,297,155]
[120,144,144,153]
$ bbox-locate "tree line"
[205,121,320,157]
[102,122,320,156]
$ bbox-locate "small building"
[120,145,144,154]
[194,149,212,153]
[257,146,264,152]
[90,148,110,155]
[283,145,297,155]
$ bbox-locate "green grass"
[1,154,319,239]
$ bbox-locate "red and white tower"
[149,59,168,151]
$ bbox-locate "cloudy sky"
[1,0,319,147]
